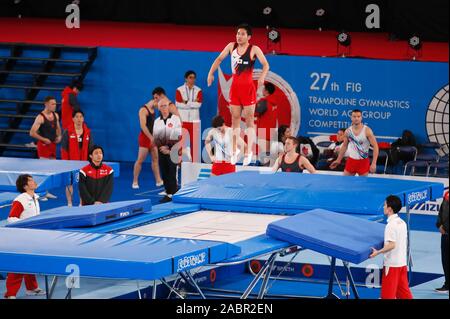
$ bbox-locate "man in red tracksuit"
[78,145,114,206]
[61,80,83,131]
[61,110,94,206]
[4,175,46,299]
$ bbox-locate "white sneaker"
[132,183,139,189]
[155,181,164,187]
[45,192,57,199]
[25,288,46,296]
[5,296,16,299]
[243,152,253,166]
[158,191,167,196]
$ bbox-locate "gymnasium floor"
[0,162,447,299]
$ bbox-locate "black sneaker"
[159,196,172,203]
[435,286,449,293]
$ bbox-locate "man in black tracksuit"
[436,191,449,293]
[78,145,114,205]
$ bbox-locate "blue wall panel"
[77,48,448,162]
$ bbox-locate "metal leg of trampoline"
[181,271,206,299]
[161,278,185,299]
[136,281,142,299]
[343,262,359,299]
[257,253,277,299]
[45,276,58,299]
[406,205,413,283]
[152,280,157,299]
[326,257,339,299]
[241,251,278,299]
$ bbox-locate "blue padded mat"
[266,209,385,264]
[0,227,240,280]
[0,192,17,207]
[6,200,152,229]
[0,157,120,192]
[174,171,443,215]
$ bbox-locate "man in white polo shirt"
[370,195,413,299]
[153,97,182,203]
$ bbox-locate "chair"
[369,149,388,174]
[403,160,429,176]
[427,160,449,177]
[415,153,439,162]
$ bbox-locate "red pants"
[182,121,200,162]
[381,266,413,299]
[4,273,38,298]
[37,141,56,159]
[345,157,370,175]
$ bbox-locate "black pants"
[158,151,178,195]
[442,234,449,288]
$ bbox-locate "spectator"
[153,98,182,203]
[4,174,45,299]
[176,70,203,162]
[297,135,320,167]
[61,80,83,131]
[324,128,348,170]
[388,130,417,166]
[61,110,94,206]
[79,145,114,205]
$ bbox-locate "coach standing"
[153,98,182,203]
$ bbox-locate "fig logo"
[426,84,448,156]
[217,67,301,136]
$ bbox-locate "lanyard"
[185,85,195,102]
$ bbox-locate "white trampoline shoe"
[25,288,46,296]
[132,183,139,189]
[243,152,253,166]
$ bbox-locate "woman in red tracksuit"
[61,110,93,206]
[4,175,45,299]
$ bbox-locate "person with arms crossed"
[79,145,114,206]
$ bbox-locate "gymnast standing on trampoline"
[272,137,316,174]
[330,109,379,176]
[207,23,269,166]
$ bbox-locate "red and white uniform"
[229,43,256,106]
[176,84,203,162]
[5,193,40,298]
[210,127,236,176]
[381,214,413,299]
[345,125,371,175]
[255,96,278,142]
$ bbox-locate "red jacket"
[61,123,92,161]
[61,86,80,130]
